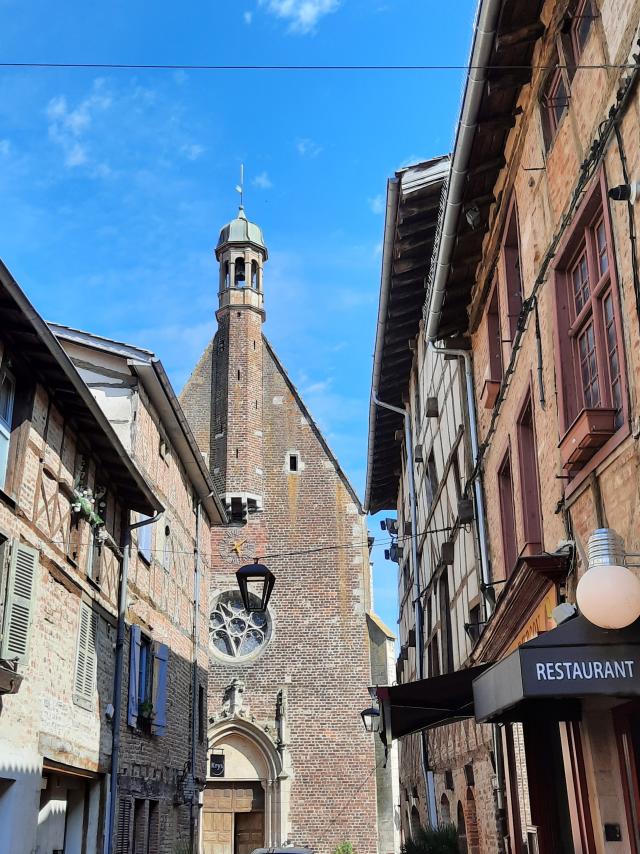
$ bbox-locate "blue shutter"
[151,642,169,736]
[128,625,141,727]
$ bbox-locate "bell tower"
[213,205,268,521]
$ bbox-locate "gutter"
[424,0,503,342]
[364,177,400,513]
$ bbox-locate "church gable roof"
[263,335,363,512]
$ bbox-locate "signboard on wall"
[210,752,225,777]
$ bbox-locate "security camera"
[609,182,640,204]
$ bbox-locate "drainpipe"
[190,495,212,853]
[428,344,491,603]
[427,343,506,837]
[372,394,437,828]
[106,511,162,854]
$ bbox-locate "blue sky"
[0,0,476,633]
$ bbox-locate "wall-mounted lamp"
[465,203,482,230]
[360,705,381,734]
[576,529,640,629]
[609,182,639,204]
[236,561,275,613]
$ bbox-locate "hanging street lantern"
[360,705,381,734]
[236,561,275,613]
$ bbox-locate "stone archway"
[202,717,289,854]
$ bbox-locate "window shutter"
[73,602,98,709]
[128,625,141,727]
[115,796,132,854]
[151,642,169,736]
[1,541,39,665]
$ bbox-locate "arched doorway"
[410,805,421,840]
[465,788,479,854]
[457,801,467,854]
[203,718,288,854]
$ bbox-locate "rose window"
[209,590,272,661]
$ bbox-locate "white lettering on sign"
[534,660,635,681]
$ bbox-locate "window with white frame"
[0,366,15,491]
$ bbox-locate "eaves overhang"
[365,156,449,514]
[1,261,162,517]
[424,0,545,341]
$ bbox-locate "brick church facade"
[180,207,395,854]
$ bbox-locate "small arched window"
[251,260,258,289]
[224,261,230,288]
[440,793,451,824]
[235,257,246,287]
[457,802,468,854]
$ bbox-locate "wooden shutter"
[128,625,141,727]
[151,642,169,736]
[115,795,132,854]
[73,602,98,709]
[1,541,39,664]
[147,800,160,854]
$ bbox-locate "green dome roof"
[216,206,267,256]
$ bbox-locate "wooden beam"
[496,20,544,51]
[486,68,532,95]
[477,107,522,136]
[467,155,505,180]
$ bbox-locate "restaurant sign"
[521,645,640,696]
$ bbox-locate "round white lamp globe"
[576,564,640,629]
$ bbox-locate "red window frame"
[553,173,626,436]
[541,64,570,150]
[486,281,503,383]
[516,389,543,554]
[501,198,524,344]
[569,0,596,63]
[498,447,518,578]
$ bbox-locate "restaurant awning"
[375,664,492,743]
[473,614,640,723]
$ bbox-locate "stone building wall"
[0,335,127,854]
[463,0,640,849]
[182,319,379,854]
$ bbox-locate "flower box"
[481,379,501,410]
[559,407,616,470]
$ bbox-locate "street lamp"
[576,528,640,629]
[236,561,275,613]
[360,705,381,734]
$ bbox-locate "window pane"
[604,293,623,427]
[578,322,600,408]
[572,250,590,314]
[0,373,14,426]
[596,220,609,276]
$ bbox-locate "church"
[180,205,397,854]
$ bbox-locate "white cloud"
[243,10,253,23]
[368,194,384,215]
[295,137,322,158]
[252,170,273,189]
[180,143,205,161]
[259,0,339,33]
[46,79,112,170]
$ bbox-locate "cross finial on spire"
[235,163,244,210]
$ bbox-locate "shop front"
[376,553,640,853]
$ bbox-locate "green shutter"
[1,541,39,665]
[73,602,98,709]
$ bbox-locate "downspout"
[424,0,503,342]
[106,511,162,854]
[428,344,491,603]
[372,394,437,828]
[190,497,211,853]
[428,343,506,836]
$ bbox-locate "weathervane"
[235,163,244,208]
